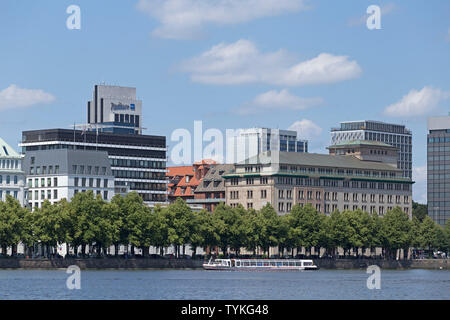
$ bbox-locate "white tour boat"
[202,258,318,271]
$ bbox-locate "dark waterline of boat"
[0,269,448,300]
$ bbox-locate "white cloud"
[0,85,55,111]
[180,39,362,86]
[137,0,307,39]
[235,89,323,115]
[288,119,323,141]
[413,165,427,204]
[348,3,396,27]
[383,86,450,117]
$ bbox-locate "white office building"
[23,149,115,209]
[227,128,308,164]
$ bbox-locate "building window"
[104,179,108,188]
[6,175,10,184]
[103,191,108,200]
[54,178,58,187]
[54,190,58,199]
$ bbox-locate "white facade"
[0,138,27,206]
[227,128,308,163]
[24,149,115,209]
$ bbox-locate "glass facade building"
[331,120,412,178]
[427,115,450,226]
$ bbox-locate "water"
[0,269,448,300]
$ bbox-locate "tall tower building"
[331,120,412,178]
[427,115,450,226]
[87,85,142,134]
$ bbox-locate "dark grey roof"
[238,151,401,172]
[195,164,235,193]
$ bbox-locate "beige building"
[224,143,413,217]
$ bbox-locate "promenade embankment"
[0,258,447,270]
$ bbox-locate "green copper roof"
[328,140,395,148]
[0,137,20,158]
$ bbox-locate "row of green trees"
[0,192,449,259]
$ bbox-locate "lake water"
[0,269,448,300]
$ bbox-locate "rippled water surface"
[0,269,448,300]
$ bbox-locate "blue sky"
[1,0,449,203]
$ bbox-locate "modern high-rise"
[331,121,412,178]
[0,138,27,207]
[87,85,142,134]
[427,115,450,226]
[228,128,308,163]
[20,129,168,206]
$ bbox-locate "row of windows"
[28,177,58,188]
[74,177,109,188]
[428,165,450,170]
[279,166,399,179]
[29,165,59,175]
[428,174,450,180]
[428,202,450,207]
[231,176,411,191]
[428,137,450,143]
[428,146,450,152]
[110,158,165,169]
[72,165,107,175]
[427,155,450,161]
[0,175,19,185]
[30,189,58,201]
[0,159,20,170]
[276,201,409,215]
[276,177,410,191]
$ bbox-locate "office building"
[228,128,308,163]
[23,149,115,208]
[331,120,412,178]
[427,115,450,226]
[0,138,27,206]
[87,85,142,134]
[224,150,412,216]
[20,129,168,206]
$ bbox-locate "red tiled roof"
[166,166,194,177]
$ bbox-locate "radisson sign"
[111,103,136,111]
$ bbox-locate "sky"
[0,0,449,204]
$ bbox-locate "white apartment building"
[0,138,27,206]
